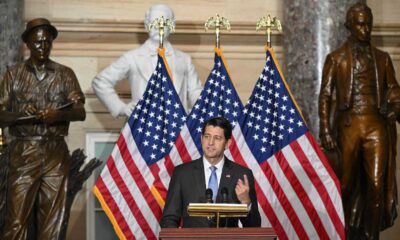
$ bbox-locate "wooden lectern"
[159,227,277,239]
[187,203,249,227]
[159,203,277,239]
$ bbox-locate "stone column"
[0,0,24,76]
[282,0,362,137]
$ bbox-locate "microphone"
[221,187,228,203]
[206,188,213,203]
[221,187,229,227]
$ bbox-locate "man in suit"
[319,3,400,239]
[92,4,202,118]
[161,117,261,228]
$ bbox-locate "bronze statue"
[0,18,87,239]
[319,3,400,239]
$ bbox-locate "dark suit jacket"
[319,40,400,136]
[160,157,261,228]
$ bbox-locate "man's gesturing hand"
[235,174,251,205]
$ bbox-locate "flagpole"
[256,15,282,48]
[205,14,231,49]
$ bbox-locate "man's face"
[27,28,53,64]
[147,8,174,42]
[201,125,231,163]
[349,10,372,43]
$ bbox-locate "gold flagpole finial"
[205,14,231,49]
[256,15,282,48]
[148,16,175,49]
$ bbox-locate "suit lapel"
[370,46,381,107]
[137,42,158,83]
[136,54,155,83]
[193,158,207,199]
[344,41,353,104]
[217,158,234,203]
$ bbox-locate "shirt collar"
[203,156,225,172]
[25,58,56,72]
[144,39,174,56]
[347,37,371,50]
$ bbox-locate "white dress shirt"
[203,157,225,189]
[203,157,251,208]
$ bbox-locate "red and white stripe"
[94,124,163,240]
[229,126,345,240]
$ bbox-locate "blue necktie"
[208,166,218,203]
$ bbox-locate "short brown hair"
[345,3,373,29]
[201,117,232,140]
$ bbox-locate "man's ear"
[225,138,232,149]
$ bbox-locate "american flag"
[93,48,187,240]
[228,48,345,239]
[165,47,243,165]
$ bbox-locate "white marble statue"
[92,4,202,117]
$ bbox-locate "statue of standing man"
[319,3,400,239]
[92,4,202,118]
[0,18,86,239]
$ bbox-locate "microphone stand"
[221,187,229,228]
